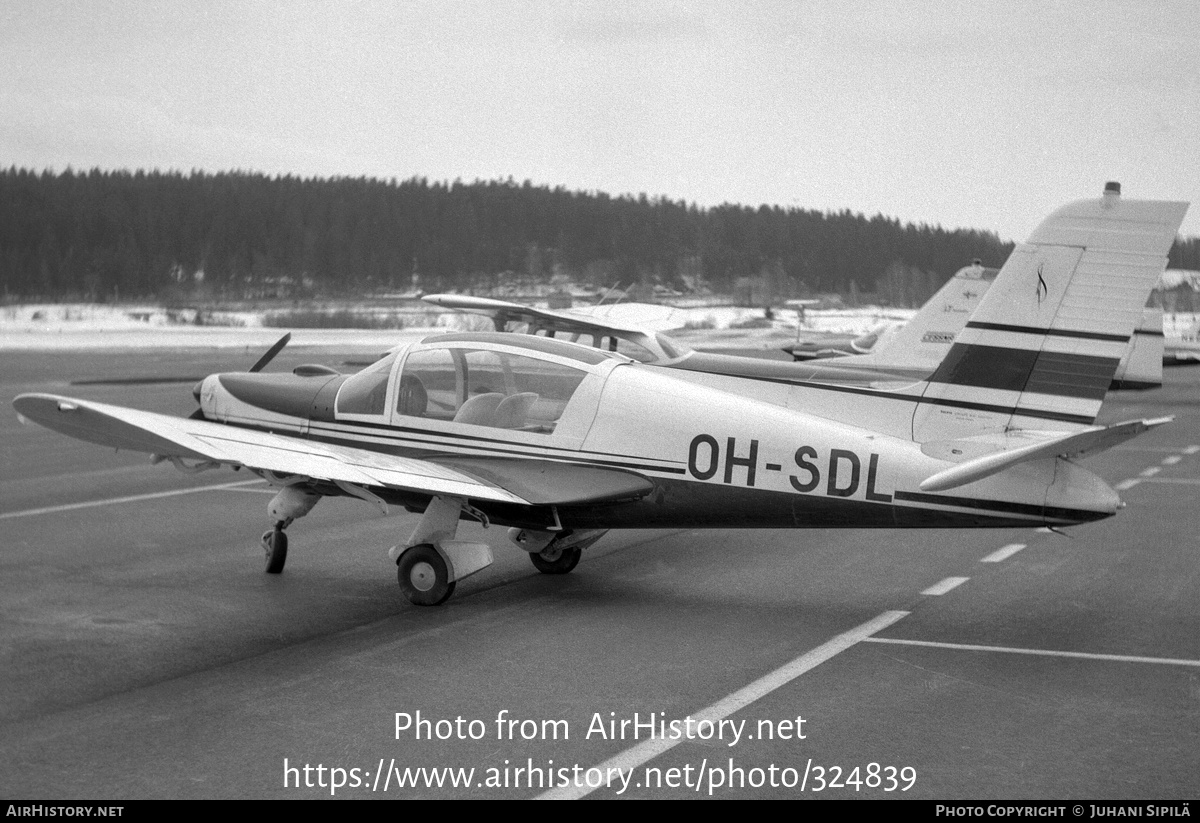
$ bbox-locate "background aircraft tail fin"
[912,183,1187,442]
[1110,308,1164,390]
[856,261,997,371]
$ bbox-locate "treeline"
[1,168,1196,304]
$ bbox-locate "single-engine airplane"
[13,183,1188,606]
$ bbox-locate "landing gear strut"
[389,496,494,607]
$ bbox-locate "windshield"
[655,333,688,359]
[335,352,399,416]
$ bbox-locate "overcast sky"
[2,0,1197,240]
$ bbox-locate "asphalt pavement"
[2,347,1198,799]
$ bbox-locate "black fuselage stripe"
[964,321,1131,343]
[928,343,1118,401]
[920,398,1092,424]
[315,429,688,472]
[233,419,689,475]
[894,490,1102,522]
[692,372,1096,424]
[214,422,1106,524]
[334,416,671,462]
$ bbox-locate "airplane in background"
[425,252,1164,393]
[419,293,691,365]
[1165,320,1200,363]
[782,262,1165,391]
[1157,271,1200,364]
[13,183,1187,607]
[783,262,999,366]
[420,293,932,387]
[781,321,904,362]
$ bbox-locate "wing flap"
[13,393,529,505]
[433,456,655,506]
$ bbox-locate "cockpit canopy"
[334,332,628,438]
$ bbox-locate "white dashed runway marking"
[981,543,1026,563]
[921,577,969,596]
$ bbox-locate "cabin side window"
[397,346,587,434]
[396,348,458,421]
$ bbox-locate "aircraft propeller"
[248,332,291,373]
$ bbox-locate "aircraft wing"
[918,417,1172,492]
[14,393,531,504]
[565,302,686,332]
[14,393,660,509]
[423,293,680,335]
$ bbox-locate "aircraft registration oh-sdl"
[12,183,1189,606]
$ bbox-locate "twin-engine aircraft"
[13,183,1188,606]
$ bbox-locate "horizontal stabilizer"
[919,416,1172,491]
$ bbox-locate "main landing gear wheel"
[262,526,288,574]
[397,544,456,606]
[530,546,581,575]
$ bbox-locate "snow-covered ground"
[0,302,916,350]
[2,301,1194,351]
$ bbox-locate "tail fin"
[1110,308,1164,390]
[856,261,997,371]
[913,183,1187,442]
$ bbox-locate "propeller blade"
[249,333,291,373]
[71,376,206,386]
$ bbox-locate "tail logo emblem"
[1036,262,1048,305]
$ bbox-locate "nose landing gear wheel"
[262,527,288,574]
[397,544,456,606]
[530,546,581,574]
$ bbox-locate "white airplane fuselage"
[198,340,1119,533]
